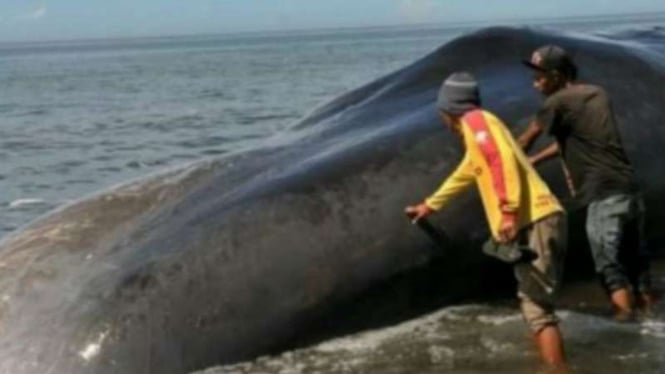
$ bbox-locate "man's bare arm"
[517,120,543,151]
[529,142,560,165]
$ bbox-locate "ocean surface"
[0,24,465,238]
[2,13,665,374]
[2,13,665,239]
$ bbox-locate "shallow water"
[195,307,665,374]
[196,264,665,374]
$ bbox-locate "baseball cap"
[522,44,577,79]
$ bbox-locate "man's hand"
[405,203,433,224]
[517,120,543,151]
[498,212,518,243]
[528,142,560,167]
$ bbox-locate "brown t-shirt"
[536,84,636,208]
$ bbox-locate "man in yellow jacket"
[406,72,567,367]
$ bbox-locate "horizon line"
[1,10,664,46]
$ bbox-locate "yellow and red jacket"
[425,109,562,240]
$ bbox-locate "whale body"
[0,26,664,373]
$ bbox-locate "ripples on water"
[196,300,665,374]
[2,14,664,239]
[0,26,463,237]
[196,263,665,373]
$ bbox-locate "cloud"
[398,0,437,23]
[27,5,47,19]
[15,1,47,20]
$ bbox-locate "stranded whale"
[0,26,664,373]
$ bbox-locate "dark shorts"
[586,193,651,294]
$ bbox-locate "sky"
[1,0,664,42]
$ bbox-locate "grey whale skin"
[0,26,664,373]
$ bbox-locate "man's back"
[425,109,562,239]
[539,83,636,206]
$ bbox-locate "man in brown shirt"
[518,45,653,320]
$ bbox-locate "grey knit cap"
[436,72,480,115]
